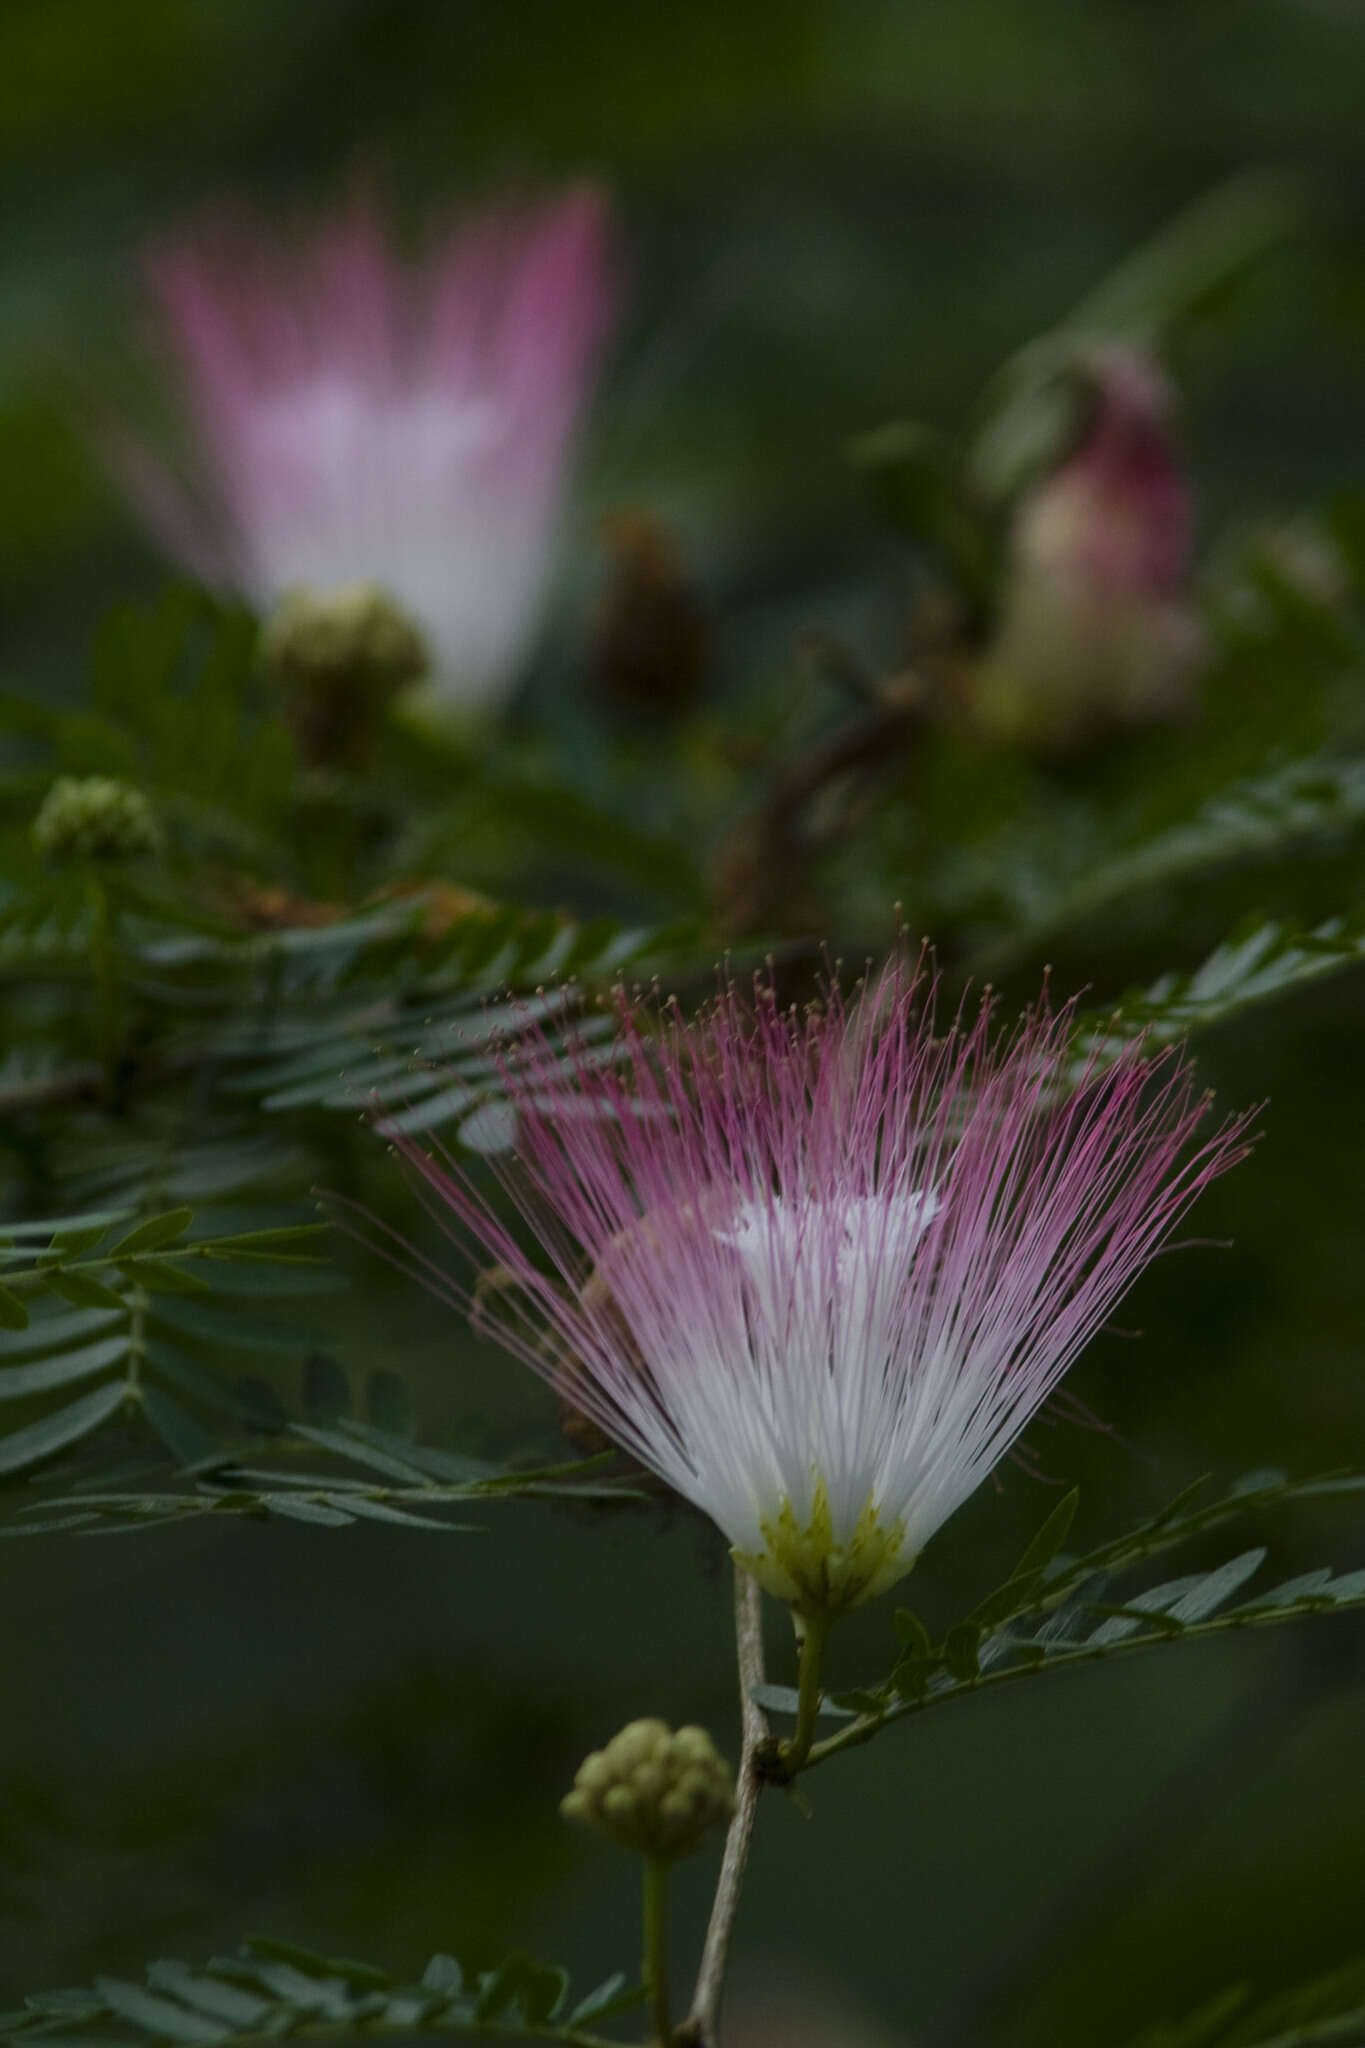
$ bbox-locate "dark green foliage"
[1079,911,1365,1058]
[1,587,292,877]
[0,1202,337,1474]
[968,171,1310,502]
[1123,1957,1365,2047]
[0,1180,641,1519]
[2,1428,639,1535]
[0,1937,643,2047]
[0,597,708,1492]
[976,753,1365,977]
[207,931,641,1148]
[7,1942,1365,2048]
[753,1472,1365,1753]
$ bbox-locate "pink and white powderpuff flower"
[374,967,1253,1621]
[111,183,615,714]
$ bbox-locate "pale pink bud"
[970,347,1205,748]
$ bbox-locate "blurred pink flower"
[113,183,615,713]
[369,963,1252,1620]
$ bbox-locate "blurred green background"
[3,3,1364,2043]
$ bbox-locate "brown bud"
[263,581,428,768]
[591,510,710,715]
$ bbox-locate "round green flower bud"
[560,1719,735,1861]
[32,777,161,864]
[264,581,428,697]
[263,583,429,769]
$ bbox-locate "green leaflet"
[0,1381,130,1475]
[0,1334,131,1401]
[1085,911,1365,1060]
[106,1209,195,1256]
[0,1288,30,1329]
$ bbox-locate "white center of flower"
[714,1190,940,1288]
[242,379,542,692]
[688,1187,943,1614]
[265,380,507,479]
[712,1189,940,1383]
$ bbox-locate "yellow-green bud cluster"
[561,1719,734,1860]
[263,582,429,698]
[32,777,161,864]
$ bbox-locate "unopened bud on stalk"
[263,581,428,766]
[591,509,710,716]
[33,776,161,864]
[969,347,1205,750]
[561,1719,734,1860]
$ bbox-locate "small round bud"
[265,581,428,695]
[575,1752,615,1797]
[32,777,161,864]
[560,1718,735,1861]
[671,1726,717,1765]
[615,1718,668,1771]
[263,581,429,767]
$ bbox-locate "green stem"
[86,871,121,1082]
[643,1855,673,2047]
[783,1608,831,1774]
[126,1284,148,1398]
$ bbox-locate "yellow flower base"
[733,1478,914,1619]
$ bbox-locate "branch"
[678,1567,770,2048]
[0,1042,217,1119]
[712,671,928,938]
[0,1061,105,1116]
[796,1591,1365,1776]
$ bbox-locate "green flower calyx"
[733,1478,914,1620]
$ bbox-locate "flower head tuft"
[109,183,615,716]
[33,776,161,865]
[379,965,1253,1622]
[561,1719,734,1860]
